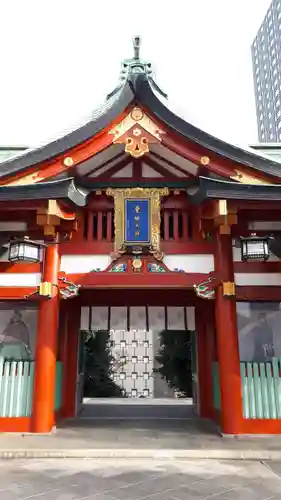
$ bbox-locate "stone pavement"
[0,458,281,499]
[1,419,281,460]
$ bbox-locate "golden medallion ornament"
[200,156,210,166]
[132,257,143,272]
[63,157,74,167]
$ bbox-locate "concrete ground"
[1,418,281,460]
[1,399,281,460]
[0,458,281,499]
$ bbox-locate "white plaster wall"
[0,273,41,287]
[163,254,214,274]
[60,255,111,273]
[235,273,281,286]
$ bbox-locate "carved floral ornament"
[108,107,165,158]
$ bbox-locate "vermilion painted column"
[62,301,80,418]
[31,243,60,433]
[196,303,216,420]
[214,231,243,434]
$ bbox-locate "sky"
[0,0,272,148]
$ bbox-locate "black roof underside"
[187,176,281,204]
[1,38,281,180]
[0,178,88,206]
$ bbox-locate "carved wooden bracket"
[36,200,77,236]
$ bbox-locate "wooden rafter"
[148,152,190,178]
[96,156,132,180]
[84,151,125,177]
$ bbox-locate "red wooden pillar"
[31,243,60,433]
[62,300,81,418]
[214,231,243,434]
[196,303,215,420]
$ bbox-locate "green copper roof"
[250,144,281,163]
[0,147,28,163]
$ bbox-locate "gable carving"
[108,107,165,158]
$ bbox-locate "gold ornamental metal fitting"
[200,156,210,166]
[63,157,74,167]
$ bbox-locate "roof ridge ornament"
[107,36,168,100]
[133,36,141,60]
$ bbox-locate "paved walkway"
[1,419,281,459]
[0,458,281,499]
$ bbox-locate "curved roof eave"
[187,176,281,204]
[132,73,281,179]
[0,81,135,180]
[0,177,88,206]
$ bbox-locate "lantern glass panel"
[241,237,269,261]
[8,240,41,263]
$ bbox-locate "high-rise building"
[252,0,281,142]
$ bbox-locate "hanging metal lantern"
[8,237,44,263]
[240,235,270,262]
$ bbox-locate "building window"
[259,113,263,121]
[270,133,274,139]
[273,57,277,66]
[237,303,281,362]
[277,99,281,107]
[269,112,272,118]
[275,88,280,97]
[277,109,281,117]
[273,68,278,76]
[272,47,276,55]
[261,124,264,130]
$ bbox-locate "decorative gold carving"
[200,156,210,166]
[6,171,43,186]
[106,187,169,257]
[222,281,236,297]
[63,156,74,167]
[108,107,165,158]
[230,169,270,185]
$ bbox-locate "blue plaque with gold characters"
[106,187,169,256]
[125,199,150,244]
